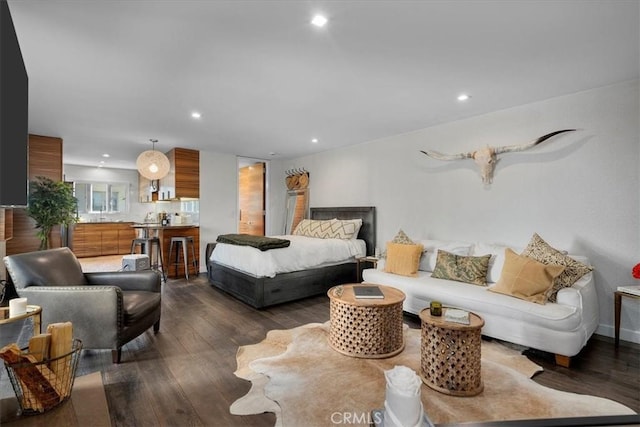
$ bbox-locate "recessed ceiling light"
[311,14,328,28]
[457,94,471,101]
[311,138,319,143]
[191,111,202,119]
[102,153,110,158]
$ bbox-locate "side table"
[419,307,484,396]
[356,256,379,282]
[327,284,405,358]
[0,305,42,335]
[614,290,640,347]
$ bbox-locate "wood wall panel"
[7,134,63,255]
[238,163,265,236]
[0,208,12,240]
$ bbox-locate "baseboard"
[596,324,640,345]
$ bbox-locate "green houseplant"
[26,176,78,250]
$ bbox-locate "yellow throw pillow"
[384,242,424,277]
[489,248,565,304]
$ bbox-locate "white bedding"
[210,235,366,278]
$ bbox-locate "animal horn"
[494,129,576,155]
[420,150,473,161]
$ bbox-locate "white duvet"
[210,235,366,278]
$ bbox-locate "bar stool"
[168,236,198,280]
[131,237,166,282]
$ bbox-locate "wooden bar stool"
[168,236,198,280]
[131,237,166,282]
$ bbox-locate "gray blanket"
[216,233,291,251]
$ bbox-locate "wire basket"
[3,339,82,415]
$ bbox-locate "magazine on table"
[353,285,384,299]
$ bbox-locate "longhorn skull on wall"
[420,129,576,184]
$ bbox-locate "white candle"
[9,297,28,317]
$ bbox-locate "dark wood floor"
[2,273,639,426]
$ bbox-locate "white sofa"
[361,240,599,367]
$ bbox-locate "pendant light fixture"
[136,139,170,180]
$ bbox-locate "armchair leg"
[153,319,160,333]
[112,348,122,364]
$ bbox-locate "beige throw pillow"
[489,248,565,304]
[521,233,593,302]
[431,250,491,286]
[384,242,424,277]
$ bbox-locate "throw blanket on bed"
[216,234,291,251]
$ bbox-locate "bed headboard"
[310,206,376,256]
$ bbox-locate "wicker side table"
[327,284,405,358]
[419,307,484,396]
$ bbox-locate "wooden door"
[238,162,265,236]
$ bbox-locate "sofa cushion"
[489,248,565,304]
[521,233,593,302]
[384,242,424,277]
[431,250,491,286]
[418,240,474,272]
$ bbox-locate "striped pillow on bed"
[293,219,362,239]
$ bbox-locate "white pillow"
[417,240,473,272]
[473,242,509,283]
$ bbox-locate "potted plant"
[26,176,78,250]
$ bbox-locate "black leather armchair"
[3,247,161,363]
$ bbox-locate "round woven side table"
[419,307,484,396]
[327,284,405,358]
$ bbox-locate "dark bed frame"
[206,206,376,309]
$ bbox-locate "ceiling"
[8,0,639,170]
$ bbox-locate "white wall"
[271,81,640,343]
[198,150,238,270]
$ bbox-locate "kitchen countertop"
[75,221,198,228]
[132,223,199,228]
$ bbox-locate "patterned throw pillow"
[489,248,565,304]
[292,219,361,239]
[391,229,415,245]
[330,219,362,239]
[520,233,593,302]
[431,250,491,286]
[384,242,424,277]
[292,219,333,238]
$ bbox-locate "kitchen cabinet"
[138,175,159,203]
[72,222,135,257]
[158,148,199,200]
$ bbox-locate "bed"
[206,206,376,308]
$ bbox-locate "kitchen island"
[132,223,200,278]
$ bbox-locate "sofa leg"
[555,354,571,367]
[112,348,122,364]
[153,319,160,333]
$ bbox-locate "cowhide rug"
[231,322,635,427]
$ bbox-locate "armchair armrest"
[85,271,161,293]
[18,286,122,348]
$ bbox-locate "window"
[75,182,129,214]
